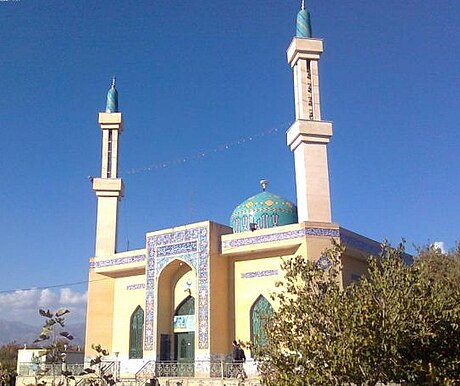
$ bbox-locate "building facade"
[85,3,381,379]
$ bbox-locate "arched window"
[175,296,195,316]
[129,306,144,359]
[250,295,274,348]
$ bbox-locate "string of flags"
[121,123,287,176]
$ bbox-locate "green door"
[175,332,195,362]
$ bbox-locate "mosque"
[84,2,382,380]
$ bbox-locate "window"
[250,295,274,347]
[176,296,195,316]
[129,306,144,359]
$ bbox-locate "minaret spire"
[296,0,312,38]
[92,78,124,256]
[105,76,119,113]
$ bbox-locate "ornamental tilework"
[222,227,339,249]
[89,254,145,269]
[145,226,209,351]
[241,269,279,279]
[316,254,333,270]
[156,241,197,257]
[126,283,146,291]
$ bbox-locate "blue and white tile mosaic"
[145,226,209,351]
[89,254,146,269]
[241,269,279,279]
[222,227,339,249]
[156,241,197,257]
[316,254,333,270]
[126,283,146,291]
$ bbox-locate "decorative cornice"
[222,226,339,249]
[89,254,146,269]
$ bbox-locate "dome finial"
[260,179,269,192]
[296,0,312,38]
[105,76,119,113]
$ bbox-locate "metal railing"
[135,360,246,380]
[18,362,85,377]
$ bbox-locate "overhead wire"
[0,123,287,296]
[0,277,110,295]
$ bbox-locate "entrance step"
[118,378,261,386]
[159,379,261,386]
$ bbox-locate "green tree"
[33,308,75,386]
[252,242,460,385]
[79,344,115,386]
[0,341,20,372]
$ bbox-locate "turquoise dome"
[230,186,298,233]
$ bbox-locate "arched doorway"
[156,259,195,361]
[173,295,195,362]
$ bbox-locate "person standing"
[231,340,247,380]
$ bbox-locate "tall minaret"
[92,78,124,256]
[287,1,333,223]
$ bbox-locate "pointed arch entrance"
[173,295,195,362]
[156,259,197,362]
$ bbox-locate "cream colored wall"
[174,270,196,309]
[222,221,340,356]
[208,222,232,357]
[233,256,284,345]
[111,273,146,359]
[94,195,120,257]
[85,271,115,355]
[341,253,368,287]
[305,234,337,261]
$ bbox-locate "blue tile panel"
[145,225,209,351]
[222,227,340,249]
[316,254,333,270]
[126,283,146,291]
[156,241,197,257]
[241,269,279,279]
[89,254,146,269]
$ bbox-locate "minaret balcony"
[287,119,333,150]
[98,112,123,131]
[287,37,324,66]
[92,177,124,197]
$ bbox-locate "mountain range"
[0,319,85,347]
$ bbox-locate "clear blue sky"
[0,0,459,324]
